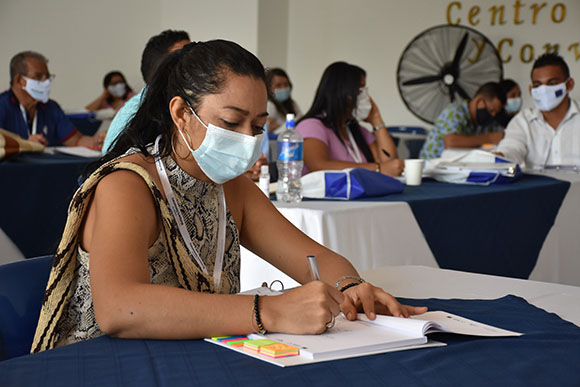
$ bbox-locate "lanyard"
[19,104,37,135]
[153,135,226,289]
[343,127,364,163]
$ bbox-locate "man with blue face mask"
[497,53,579,168]
[419,82,506,159]
[0,51,105,147]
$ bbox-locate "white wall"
[257,0,289,69]
[1,0,578,126]
[0,0,259,110]
[287,0,580,128]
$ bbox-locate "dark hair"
[474,82,507,105]
[499,79,518,97]
[102,71,133,104]
[9,51,48,84]
[140,29,190,83]
[532,53,570,79]
[85,40,266,179]
[299,61,374,163]
[266,68,298,116]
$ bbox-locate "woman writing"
[32,41,424,352]
[296,62,403,176]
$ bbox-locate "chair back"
[0,255,53,361]
[387,126,428,159]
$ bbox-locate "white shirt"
[266,100,302,135]
[496,98,580,168]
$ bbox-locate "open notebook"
[206,311,521,367]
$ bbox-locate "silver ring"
[325,314,335,329]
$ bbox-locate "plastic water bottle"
[276,114,303,203]
[259,165,270,197]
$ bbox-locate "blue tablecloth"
[361,175,570,279]
[1,295,578,386]
[0,153,97,258]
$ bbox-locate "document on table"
[206,310,521,367]
[45,146,102,158]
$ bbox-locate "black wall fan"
[397,24,503,124]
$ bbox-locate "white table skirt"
[241,201,436,291]
[0,229,24,265]
[241,171,580,290]
[530,170,580,286]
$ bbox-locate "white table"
[363,265,580,327]
[531,170,580,286]
[240,201,437,290]
[241,171,580,289]
[0,229,24,265]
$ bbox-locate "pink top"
[296,117,376,175]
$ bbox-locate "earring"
[171,131,192,160]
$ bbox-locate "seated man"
[496,53,579,168]
[419,82,506,159]
[102,30,190,153]
[0,51,105,147]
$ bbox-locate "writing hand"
[28,133,47,146]
[260,281,344,334]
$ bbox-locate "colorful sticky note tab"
[243,339,278,352]
[259,343,299,358]
[211,336,229,341]
[224,337,250,347]
[216,336,246,343]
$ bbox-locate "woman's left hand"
[340,282,427,320]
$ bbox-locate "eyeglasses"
[23,73,55,82]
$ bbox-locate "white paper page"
[265,315,427,360]
[436,161,517,172]
[356,313,429,337]
[48,146,102,158]
[411,311,522,337]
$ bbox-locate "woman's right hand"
[379,159,404,177]
[260,281,344,334]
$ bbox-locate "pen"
[382,149,392,158]
[306,255,321,281]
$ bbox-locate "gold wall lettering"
[445,1,577,63]
[489,5,507,26]
[569,43,580,61]
[446,1,565,25]
[467,38,487,63]
[497,38,514,63]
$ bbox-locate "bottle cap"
[260,165,269,174]
[286,113,295,122]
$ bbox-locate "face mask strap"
[182,96,208,130]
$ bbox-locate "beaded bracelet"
[335,275,366,289]
[339,282,361,293]
[253,294,267,334]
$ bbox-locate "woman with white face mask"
[496,79,522,127]
[85,70,136,112]
[296,61,403,177]
[31,41,425,353]
[265,68,302,134]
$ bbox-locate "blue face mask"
[178,107,264,184]
[505,97,522,114]
[273,87,291,102]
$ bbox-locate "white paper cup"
[404,159,424,186]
